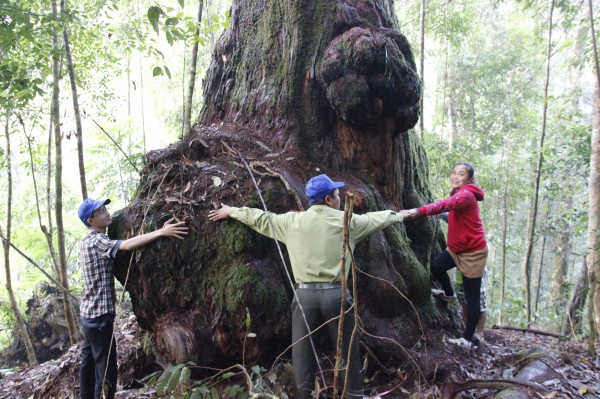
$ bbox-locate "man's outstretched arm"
[119,218,188,251]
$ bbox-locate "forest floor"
[399,327,600,398]
[0,315,598,399]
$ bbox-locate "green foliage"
[0,0,236,356]
[0,295,16,348]
[142,363,274,399]
[145,2,230,81]
[399,0,595,330]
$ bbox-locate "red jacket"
[417,184,487,253]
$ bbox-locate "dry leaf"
[211,176,223,187]
[183,181,192,193]
[255,140,272,151]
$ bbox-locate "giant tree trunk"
[111,0,447,372]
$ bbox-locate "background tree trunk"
[183,0,204,136]
[51,0,79,345]
[2,111,37,367]
[61,0,87,200]
[549,199,571,333]
[588,0,600,346]
[566,258,588,336]
[111,0,448,372]
[533,229,547,318]
[521,0,555,325]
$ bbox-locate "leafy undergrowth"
[0,316,598,399]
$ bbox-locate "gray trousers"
[291,288,364,399]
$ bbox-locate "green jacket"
[229,205,403,283]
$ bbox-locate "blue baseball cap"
[305,174,344,205]
[78,198,111,226]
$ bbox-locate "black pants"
[80,319,117,399]
[431,250,482,341]
[291,288,364,399]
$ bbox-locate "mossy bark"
[111,0,454,372]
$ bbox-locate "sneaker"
[431,289,457,304]
[448,337,476,349]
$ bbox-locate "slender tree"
[548,190,572,332]
[499,177,508,325]
[21,118,62,279]
[2,110,38,366]
[61,0,87,199]
[499,123,512,325]
[51,0,80,344]
[588,0,600,348]
[183,0,205,136]
[521,0,555,325]
[533,227,548,318]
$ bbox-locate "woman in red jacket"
[402,162,488,348]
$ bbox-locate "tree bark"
[548,199,571,333]
[183,0,204,136]
[587,0,600,347]
[521,0,555,325]
[419,0,425,136]
[51,0,80,345]
[111,0,446,372]
[561,1,587,337]
[500,159,509,325]
[2,111,37,367]
[61,0,87,200]
[533,229,547,318]
[566,258,588,336]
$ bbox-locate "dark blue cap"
[305,174,344,205]
[78,198,111,226]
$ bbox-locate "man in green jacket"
[208,174,404,398]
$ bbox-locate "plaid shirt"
[79,230,121,319]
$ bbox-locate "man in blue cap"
[208,174,405,398]
[77,198,188,399]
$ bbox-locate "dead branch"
[440,373,550,399]
[492,325,563,338]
